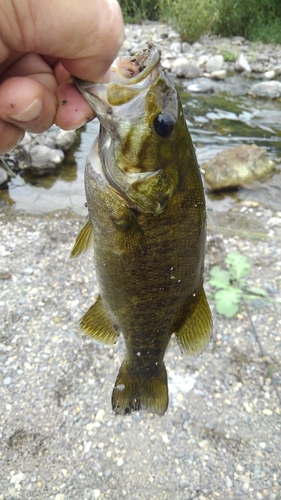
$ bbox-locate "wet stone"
[4,377,12,386]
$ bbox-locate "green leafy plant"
[158,0,218,43]
[219,46,239,62]
[208,252,269,318]
[119,0,281,44]
[118,0,159,22]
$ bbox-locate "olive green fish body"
[71,46,212,415]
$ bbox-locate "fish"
[70,44,212,416]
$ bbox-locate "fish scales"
[71,45,212,416]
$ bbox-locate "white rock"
[249,80,281,98]
[197,55,209,67]
[208,69,227,80]
[235,54,251,72]
[264,70,275,79]
[172,58,201,78]
[186,80,214,93]
[225,475,233,488]
[168,31,180,40]
[10,472,26,485]
[55,129,77,151]
[29,145,64,172]
[162,59,173,71]
[170,42,181,54]
[206,54,224,73]
[95,408,105,421]
[84,441,92,453]
[267,217,281,227]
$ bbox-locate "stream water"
[1,76,281,215]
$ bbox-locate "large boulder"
[205,54,224,73]
[249,81,281,98]
[171,58,201,78]
[202,144,275,191]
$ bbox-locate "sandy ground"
[0,205,281,500]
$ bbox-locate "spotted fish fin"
[68,219,94,260]
[173,286,212,356]
[80,295,119,345]
[112,361,168,416]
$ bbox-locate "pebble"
[95,409,105,421]
[179,479,190,489]
[3,377,12,386]
[262,409,273,416]
[264,70,275,79]
[225,476,233,488]
[207,69,227,80]
[10,472,26,485]
[186,80,214,93]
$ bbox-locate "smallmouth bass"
[71,45,212,416]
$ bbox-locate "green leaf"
[225,252,250,281]
[209,266,231,290]
[246,286,268,297]
[214,287,242,318]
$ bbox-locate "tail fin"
[112,361,168,416]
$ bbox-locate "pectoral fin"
[173,286,212,356]
[108,194,148,257]
[80,295,119,345]
[113,214,148,257]
[68,219,94,260]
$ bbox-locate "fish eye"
[153,112,175,138]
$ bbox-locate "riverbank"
[2,21,281,189]
[122,21,281,81]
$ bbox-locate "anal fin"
[80,295,119,345]
[68,219,94,260]
[173,286,212,356]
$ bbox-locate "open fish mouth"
[107,43,161,84]
[73,44,161,108]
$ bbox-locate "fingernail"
[10,98,43,122]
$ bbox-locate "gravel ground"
[0,204,281,500]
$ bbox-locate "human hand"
[0,0,124,153]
